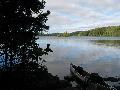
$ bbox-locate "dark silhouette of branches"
[0,0,58,90]
[0,1,72,90]
[0,0,50,70]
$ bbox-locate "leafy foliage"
[0,0,66,90]
[0,1,73,90]
[0,0,50,70]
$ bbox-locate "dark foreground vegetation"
[42,26,120,37]
[0,0,73,90]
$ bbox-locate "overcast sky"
[45,0,120,33]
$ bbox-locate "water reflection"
[37,36,120,79]
[93,40,120,48]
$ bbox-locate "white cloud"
[45,0,120,33]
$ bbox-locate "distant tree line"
[78,26,120,36]
[41,26,120,37]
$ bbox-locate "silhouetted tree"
[0,0,50,70]
[0,0,55,90]
[0,1,73,90]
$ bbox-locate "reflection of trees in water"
[94,40,120,47]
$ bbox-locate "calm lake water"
[36,36,120,79]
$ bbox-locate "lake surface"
[36,36,120,79]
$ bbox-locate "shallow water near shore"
[37,36,120,79]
